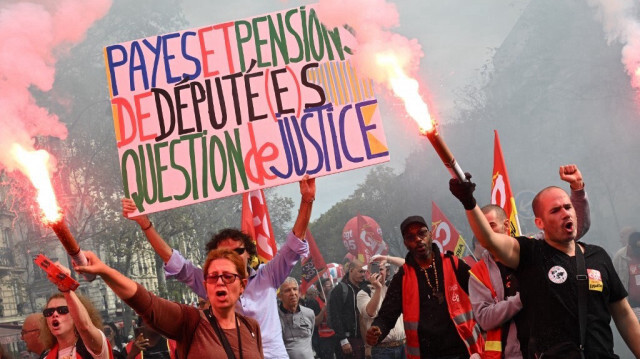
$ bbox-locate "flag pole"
[316,269,328,300]
[459,236,478,261]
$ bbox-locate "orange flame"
[375,53,434,133]
[11,144,62,224]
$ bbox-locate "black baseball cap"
[400,216,429,236]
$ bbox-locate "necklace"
[421,262,444,304]
[57,340,77,359]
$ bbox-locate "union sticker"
[548,265,567,284]
[587,269,603,292]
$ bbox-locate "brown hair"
[35,313,55,351]
[44,293,103,343]
[203,249,248,282]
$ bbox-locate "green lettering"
[209,135,227,192]
[268,13,289,67]
[225,129,249,192]
[285,8,303,63]
[252,16,270,67]
[182,133,204,200]
[121,149,145,212]
[170,138,191,201]
[300,6,310,61]
[201,131,209,198]
[154,142,171,203]
[141,144,158,205]
[235,20,252,72]
[308,10,324,61]
[326,27,346,60]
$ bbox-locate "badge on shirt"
[587,269,603,292]
[548,265,568,284]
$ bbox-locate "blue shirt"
[164,231,309,359]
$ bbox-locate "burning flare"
[375,53,433,133]
[10,144,62,223]
[374,53,465,180]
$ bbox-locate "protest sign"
[104,4,390,214]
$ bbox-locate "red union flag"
[300,230,327,294]
[431,201,466,258]
[342,214,388,264]
[241,189,277,263]
[491,130,521,237]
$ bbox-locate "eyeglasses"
[205,272,240,284]
[232,247,246,255]
[21,328,39,337]
[43,306,70,317]
[404,229,431,242]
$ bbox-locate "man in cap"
[366,216,483,359]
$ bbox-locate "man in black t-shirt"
[450,172,640,358]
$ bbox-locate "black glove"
[449,172,476,210]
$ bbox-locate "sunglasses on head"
[43,306,69,317]
[232,247,246,255]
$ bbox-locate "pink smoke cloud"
[0,0,111,173]
[316,0,423,85]
[587,0,640,90]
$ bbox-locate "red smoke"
[587,0,640,91]
[0,0,111,174]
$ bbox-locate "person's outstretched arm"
[123,198,207,298]
[75,251,192,340]
[65,290,107,356]
[558,165,590,239]
[292,176,316,238]
[261,177,315,288]
[450,174,520,269]
[122,198,172,263]
[371,255,405,267]
[51,264,106,356]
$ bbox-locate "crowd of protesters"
[4,166,640,359]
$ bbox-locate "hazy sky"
[180,0,531,218]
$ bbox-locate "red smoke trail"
[317,0,435,132]
[0,0,111,218]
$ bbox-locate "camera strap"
[575,243,587,359]
[205,308,243,359]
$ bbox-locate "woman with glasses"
[75,248,263,359]
[42,288,111,358]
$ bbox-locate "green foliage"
[309,166,409,264]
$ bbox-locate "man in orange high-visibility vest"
[366,216,483,359]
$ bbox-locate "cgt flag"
[300,230,327,294]
[491,130,521,237]
[241,189,277,264]
[431,201,466,258]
